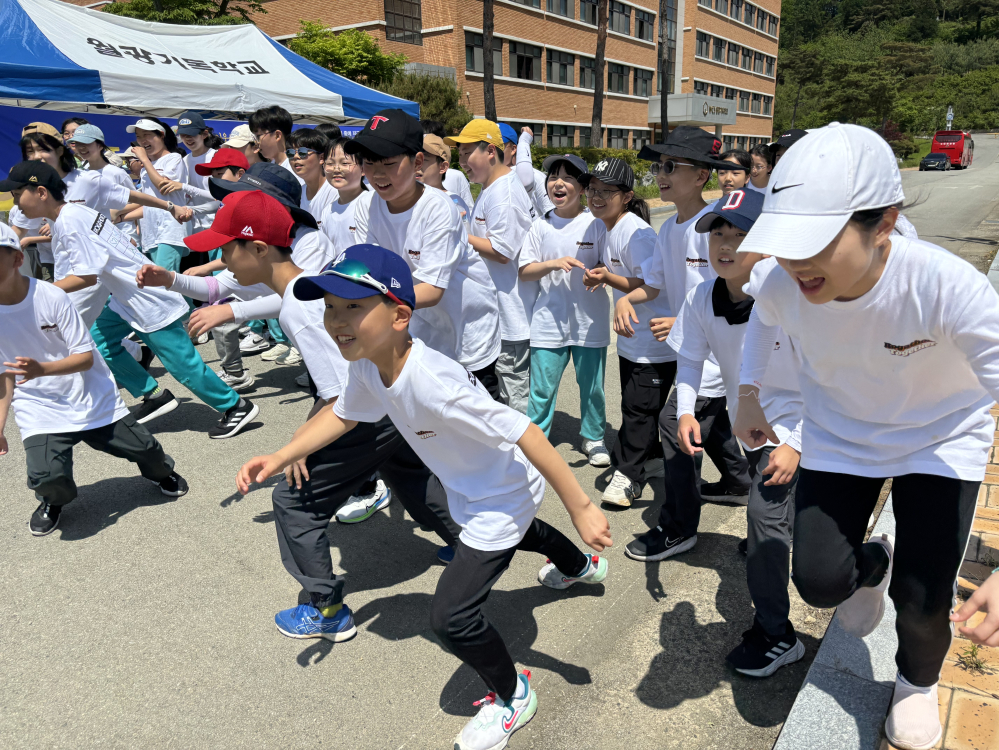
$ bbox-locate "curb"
[649,204,677,218]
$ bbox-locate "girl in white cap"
[732,122,999,750]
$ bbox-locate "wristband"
[167,201,175,211]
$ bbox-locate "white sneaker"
[239,333,270,354]
[194,332,209,345]
[582,439,611,467]
[538,553,608,590]
[335,480,391,523]
[884,675,942,750]
[295,371,310,388]
[602,470,641,507]
[835,532,894,637]
[122,336,142,361]
[237,326,252,337]
[644,458,666,478]
[276,346,303,365]
[260,343,290,361]
[217,369,255,392]
[455,671,537,750]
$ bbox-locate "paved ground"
[2,141,998,750]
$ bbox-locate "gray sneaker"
[218,369,255,392]
[582,439,611,467]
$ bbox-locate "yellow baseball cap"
[444,119,503,147]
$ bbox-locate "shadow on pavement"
[55,475,183,541]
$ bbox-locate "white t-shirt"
[442,167,475,212]
[183,149,219,232]
[588,212,674,364]
[0,279,128,439]
[321,190,371,256]
[53,203,189,333]
[354,186,501,371]
[520,211,610,348]
[469,171,537,341]
[280,274,349,400]
[139,152,188,247]
[101,164,142,250]
[752,236,999,481]
[9,206,52,264]
[306,181,339,228]
[745,181,766,194]
[290,225,336,274]
[63,168,132,219]
[184,149,216,193]
[446,190,472,235]
[333,339,544,550]
[644,205,725,396]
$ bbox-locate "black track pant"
[611,357,675,484]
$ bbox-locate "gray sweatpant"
[496,339,530,415]
[212,320,244,377]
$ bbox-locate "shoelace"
[473,692,497,707]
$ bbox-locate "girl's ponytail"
[203,130,225,150]
[626,196,651,224]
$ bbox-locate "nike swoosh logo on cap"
[771,183,804,193]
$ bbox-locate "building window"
[633,130,651,150]
[698,0,711,6]
[762,95,772,115]
[768,14,778,35]
[608,63,629,94]
[580,0,597,24]
[546,0,573,18]
[729,0,742,19]
[608,128,628,149]
[751,93,761,114]
[712,36,725,62]
[765,55,775,76]
[510,42,542,81]
[714,0,727,13]
[744,2,754,25]
[741,47,752,70]
[548,124,574,148]
[738,90,749,111]
[634,68,653,97]
[508,122,543,143]
[727,43,739,66]
[694,80,708,95]
[710,84,723,97]
[756,9,767,30]
[636,10,655,41]
[723,135,734,150]
[580,56,596,89]
[465,32,502,74]
[725,86,737,100]
[580,126,599,147]
[695,31,710,58]
[547,49,574,86]
[385,0,422,45]
[610,2,630,34]
[510,0,541,7]
[753,51,764,74]
[736,135,746,149]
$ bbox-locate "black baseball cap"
[638,126,732,169]
[0,161,66,193]
[208,163,317,230]
[769,129,808,154]
[344,109,424,159]
[176,111,208,136]
[542,154,588,178]
[295,244,417,310]
[580,157,634,190]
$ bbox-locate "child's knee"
[791,549,854,609]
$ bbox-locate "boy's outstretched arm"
[517,423,612,551]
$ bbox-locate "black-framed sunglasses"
[320,258,405,306]
[649,160,700,175]
[286,147,317,159]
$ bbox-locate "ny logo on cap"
[241,226,254,237]
[594,160,609,171]
[370,116,390,130]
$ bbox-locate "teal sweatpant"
[90,305,240,413]
[249,318,290,345]
[527,345,607,442]
[148,243,189,273]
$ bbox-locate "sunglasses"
[320,258,406,306]
[649,160,700,175]
[286,148,317,159]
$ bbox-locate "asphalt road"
[2,141,997,750]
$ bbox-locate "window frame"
[636,10,655,41]
[580,0,598,24]
[546,49,575,86]
[610,1,631,35]
[546,0,573,17]
[738,90,749,111]
[633,67,653,97]
[695,31,710,58]
[608,62,629,94]
[580,56,596,89]
[548,124,574,148]
[712,36,725,62]
[384,0,422,45]
[464,32,502,74]
[510,41,543,82]
[608,127,628,149]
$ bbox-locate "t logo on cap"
[370,116,389,130]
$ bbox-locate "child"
[221,125,266,167]
[417,134,472,235]
[288,129,336,222]
[747,144,771,192]
[420,120,476,210]
[732,123,999,749]
[519,154,611,466]
[0,221,186,538]
[237,244,612,749]
[249,106,305,188]
[768,128,808,167]
[448,119,537,413]
[717,149,751,195]
[668,188,806,677]
[578,158,671,506]
[320,137,371,254]
[176,112,223,233]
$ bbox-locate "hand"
[159,179,183,194]
[548,256,585,273]
[0,435,8,456]
[520,126,534,140]
[951,571,999,647]
[136,263,174,289]
[732,389,779,449]
[38,223,51,237]
[131,146,148,163]
[284,459,311,490]
[236,454,286,495]
[649,316,676,342]
[613,298,638,337]
[183,264,215,277]
[677,413,702,456]
[762,443,800,486]
[171,205,193,224]
[583,265,610,289]
[187,304,234,337]
[568,500,613,552]
[4,357,45,384]
[112,212,124,224]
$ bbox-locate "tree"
[952,0,999,38]
[382,74,473,134]
[482,0,498,121]
[102,0,264,25]
[656,0,670,140]
[590,0,608,147]
[289,23,406,88]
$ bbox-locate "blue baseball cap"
[294,244,416,310]
[66,124,105,144]
[208,162,317,230]
[499,123,518,144]
[694,189,765,233]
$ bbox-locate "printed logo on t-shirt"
[475,216,487,225]
[576,241,594,250]
[610,257,623,266]
[415,430,437,440]
[774,340,781,350]
[408,250,421,260]
[91,213,107,235]
[884,339,936,357]
[241,225,254,237]
[70,199,86,205]
[348,225,357,233]
[40,323,58,332]
[686,257,709,267]
[467,370,477,387]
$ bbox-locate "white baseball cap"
[0,221,22,251]
[126,118,165,134]
[222,124,257,148]
[738,122,904,260]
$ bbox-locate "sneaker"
[582,439,611,467]
[274,602,357,642]
[217,369,255,392]
[239,333,270,354]
[156,471,189,497]
[644,458,666,478]
[208,398,259,439]
[700,481,750,505]
[29,501,61,536]
[726,620,805,678]
[835,532,894,638]
[455,671,537,750]
[625,526,697,562]
[276,346,303,366]
[134,389,179,425]
[335,480,391,523]
[193,332,209,345]
[884,674,942,750]
[139,346,155,372]
[538,553,608,590]
[438,546,455,564]
[260,343,290,361]
[237,325,252,337]
[602,470,642,507]
[295,371,311,388]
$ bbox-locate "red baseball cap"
[194,149,250,176]
[184,190,294,253]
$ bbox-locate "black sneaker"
[700,481,750,506]
[139,346,156,372]
[738,537,748,556]
[624,526,697,562]
[134,389,179,425]
[208,398,259,439]
[156,472,189,497]
[726,620,804,678]
[30,501,62,536]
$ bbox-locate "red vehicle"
[931,130,975,169]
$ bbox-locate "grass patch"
[901,140,934,169]
[957,642,991,674]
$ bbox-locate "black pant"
[472,359,502,403]
[611,357,675,484]
[430,518,589,703]
[271,417,461,606]
[23,414,174,505]
[793,469,979,686]
[699,402,751,493]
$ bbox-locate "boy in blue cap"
[237,244,613,750]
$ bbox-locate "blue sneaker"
[437,545,455,564]
[274,602,357,642]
